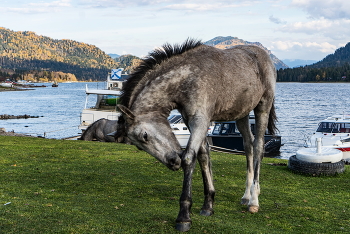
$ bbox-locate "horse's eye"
[143,132,148,141]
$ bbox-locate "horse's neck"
[130,85,177,118]
[132,101,174,119]
[133,106,175,118]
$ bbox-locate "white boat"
[168,113,215,148]
[307,114,350,159]
[16,80,29,85]
[0,82,13,88]
[79,69,127,132]
[168,114,190,148]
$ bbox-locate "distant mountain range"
[108,54,120,59]
[1,27,349,82]
[282,59,317,68]
[204,36,288,70]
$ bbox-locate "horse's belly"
[212,109,251,121]
[211,90,263,121]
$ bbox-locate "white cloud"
[278,18,334,34]
[276,18,350,41]
[161,3,240,11]
[269,15,286,24]
[271,40,337,54]
[1,0,71,14]
[77,0,173,8]
[272,41,303,51]
[292,0,350,20]
[78,0,254,10]
[29,0,71,8]
[3,7,49,14]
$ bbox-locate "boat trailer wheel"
[288,155,345,176]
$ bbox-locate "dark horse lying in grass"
[116,39,277,232]
[79,118,121,142]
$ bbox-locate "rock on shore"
[0,128,34,137]
[0,114,41,119]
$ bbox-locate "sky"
[1,0,350,61]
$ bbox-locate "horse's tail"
[267,99,278,136]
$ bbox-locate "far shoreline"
[0,87,34,92]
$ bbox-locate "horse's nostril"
[169,157,177,166]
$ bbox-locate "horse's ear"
[117,105,135,123]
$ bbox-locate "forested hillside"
[0,27,118,80]
[0,69,77,83]
[277,42,350,82]
[114,54,141,73]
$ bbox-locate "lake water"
[1,82,350,159]
[0,82,102,139]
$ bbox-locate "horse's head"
[117,105,182,171]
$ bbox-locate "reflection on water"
[1,82,350,159]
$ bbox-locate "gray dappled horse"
[116,39,277,232]
[79,118,121,142]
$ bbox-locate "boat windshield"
[168,115,184,124]
[88,94,119,110]
[316,122,350,133]
[212,123,237,135]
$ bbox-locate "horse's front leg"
[175,147,196,232]
[175,116,210,232]
[197,140,215,216]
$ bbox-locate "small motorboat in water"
[207,116,282,154]
[0,82,13,88]
[52,81,59,87]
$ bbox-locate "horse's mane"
[119,38,203,108]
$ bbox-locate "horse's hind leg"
[236,115,254,206]
[197,140,215,216]
[248,102,271,213]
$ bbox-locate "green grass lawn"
[1,136,350,233]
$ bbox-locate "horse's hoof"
[200,209,214,216]
[176,222,191,232]
[241,198,249,205]
[248,205,259,213]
